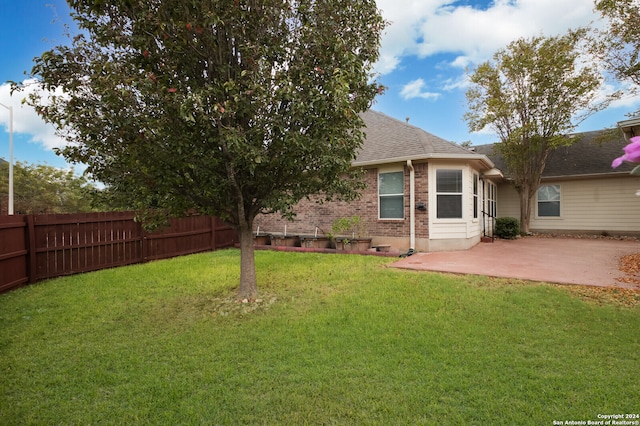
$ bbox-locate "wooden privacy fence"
[0,212,237,293]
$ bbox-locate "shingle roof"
[473,129,635,179]
[355,110,472,164]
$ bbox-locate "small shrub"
[495,217,520,239]
[330,216,367,239]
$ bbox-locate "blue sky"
[1,0,639,170]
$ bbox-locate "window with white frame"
[537,184,560,217]
[487,181,497,218]
[485,181,497,237]
[473,173,479,219]
[436,169,463,219]
[379,171,404,219]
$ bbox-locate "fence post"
[140,219,148,263]
[26,214,37,283]
[210,216,217,250]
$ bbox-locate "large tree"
[594,0,640,89]
[22,0,385,299]
[0,161,98,214]
[465,31,609,233]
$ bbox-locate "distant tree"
[465,31,611,233]
[23,0,385,299]
[0,161,98,214]
[593,0,640,90]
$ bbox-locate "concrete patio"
[392,237,640,289]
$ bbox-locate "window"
[484,181,498,235]
[379,171,404,219]
[436,169,463,219]
[487,182,497,218]
[537,185,560,217]
[473,173,479,219]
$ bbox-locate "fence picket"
[0,212,236,292]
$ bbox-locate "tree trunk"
[518,185,532,234]
[237,220,258,301]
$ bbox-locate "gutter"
[617,117,640,129]
[498,171,634,183]
[407,159,415,250]
[353,153,495,169]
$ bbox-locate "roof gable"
[474,129,634,179]
[356,110,472,164]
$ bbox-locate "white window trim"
[472,173,479,222]
[536,183,562,219]
[378,167,405,220]
[487,181,497,218]
[433,167,465,222]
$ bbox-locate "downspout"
[481,175,486,237]
[407,160,415,250]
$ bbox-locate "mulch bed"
[530,232,639,242]
[617,253,640,286]
[561,283,640,308]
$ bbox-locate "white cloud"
[400,79,441,100]
[375,0,598,75]
[442,74,470,92]
[602,83,640,111]
[0,80,68,150]
[375,0,445,74]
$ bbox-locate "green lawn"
[1,249,639,425]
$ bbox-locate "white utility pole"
[0,102,14,215]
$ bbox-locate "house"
[474,127,640,236]
[254,110,502,252]
[255,111,640,251]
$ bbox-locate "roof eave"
[353,153,495,169]
[499,171,632,182]
[482,168,504,180]
[617,117,640,129]
[617,117,640,139]
[540,171,634,181]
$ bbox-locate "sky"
[0,0,639,171]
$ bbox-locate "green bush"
[495,217,520,239]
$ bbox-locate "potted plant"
[253,227,271,246]
[329,216,372,251]
[300,227,331,248]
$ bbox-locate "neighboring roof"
[0,158,7,166]
[474,129,635,179]
[355,110,492,168]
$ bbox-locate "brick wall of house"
[254,162,430,241]
[412,162,429,240]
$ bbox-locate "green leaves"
[594,0,640,89]
[22,0,385,295]
[0,162,100,214]
[466,31,606,144]
[465,30,610,232]
[24,0,385,227]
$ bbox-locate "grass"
[1,249,639,425]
